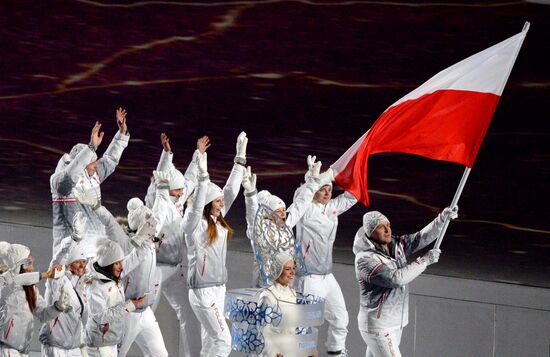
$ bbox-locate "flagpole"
[433,167,471,250]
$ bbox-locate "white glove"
[153,170,170,188]
[71,212,87,242]
[441,205,459,221]
[196,151,208,179]
[306,155,322,181]
[419,249,441,266]
[242,166,257,195]
[131,213,157,247]
[235,131,248,165]
[72,187,100,210]
[54,286,72,313]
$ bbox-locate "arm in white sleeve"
[50,236,74,266]
[120,245,148,279]
[87,284,135,325]
[244,192,258,241]
[156,149,175,172]
[285,179,320,229]
[182,150,200,201]
[50,147,96,196]
[94,205,132,253]
[221,163,245,216]
[152,185,172,235]
[32,289,62,323]
[96,131,130,183]
[356,254,426,289]
[330,191,357,216]
[182,178,208,237]
[401,214,447,256]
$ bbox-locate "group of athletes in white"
[0,108,458,357]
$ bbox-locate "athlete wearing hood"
[293,166,357,356]
[0,243,69,357]
[147,134,208,357]
[50,108,130,258]
[184,132,246,357]
[73,189,167,357]
[84,239,147,357]
[40,212,90,357]
[353,207,458,357]
[242,156,322,287]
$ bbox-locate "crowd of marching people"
[0,108,457,357]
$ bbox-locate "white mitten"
[71,212,87,242]
[54,286,72,312]
[153,170,170,189]
[242,166,257,195]
[234,131,248,165]
[419,249,441,266]
[441,206,459,221]
[131,213,157,247]
[72,187,100,210]
[306,155,322,181]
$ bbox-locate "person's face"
[21,254,34,273]
[274,207,287,220]
[314,185,332,204]
[210,197,224,217]
[169,188,184,201]
[370,220,392,245]
[69,259,87,277]
[85,161,98,176]
[111,261,123,278]
[276,260,296,287]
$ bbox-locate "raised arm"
[95,108,130,182]
[221,132,247,215]
[285,155,322,228]
[242,166,258,240]
[401,206,458,256]
[182,152,209,236]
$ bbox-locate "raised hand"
[242,166,257,194]
[116,107,128,134]
[306,155,322,180]
[72,187,100,210]
[160,133,171,153]
[235,131,248,165]
[90,121,104,148]
[197,136,211,154]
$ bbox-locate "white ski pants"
[298,273,349,352]
[117,306,168,357]
[188,285,231,357]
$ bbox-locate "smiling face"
[276,259,296,287]
[169,188,184,201]
[110,261,123,279]
[369,220,392,245]
[314,185,332,204]
[274,207,287,220]
[21,254,34,273]
[210,197,225,217]
[69,259,87,277]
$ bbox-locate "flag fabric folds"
[332,23,529,206]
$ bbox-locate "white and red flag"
[332,23,529,206]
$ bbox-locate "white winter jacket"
[39,238,88,350]
[353,213,446,332]
[0,284,61,353]
[295,191,356,275]
[93,206,161,311]
[50,131,129,256]
[185,164,244,289]
[84,245,145,347]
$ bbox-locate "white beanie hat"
[96,239,124,267]
[127,197,152,231]
[271,251,294,281]
[66,244,87,265]
[0,242,10,272]
[169,169,186,191]
[362,211,389,237]
[69,143,98,163]
[257,190,286,211]
[205,182,223,205]
[6,243,31,270]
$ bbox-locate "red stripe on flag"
[335,89,500,206]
